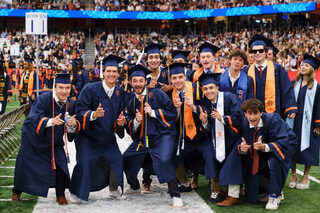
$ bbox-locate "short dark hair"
[229,49,247,64]
[241,99,264,113]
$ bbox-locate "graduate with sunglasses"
[242,35,297,119]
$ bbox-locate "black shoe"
[208,191,227,204]
[179,185,193,193]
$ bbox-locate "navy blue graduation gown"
[70,82,125,201]
[293,83,320,166]
[0,73,12,115]
[13,92,78,197]
[123,88,177,184]
[243,63,297,118]
[239,113,297,203]
[146,67,170,89]
[201,92,243,185]
[166,83,215,180]
[29,71,43,106]
[218,70,254,102]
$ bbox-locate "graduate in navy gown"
[123,64,183,208]
[219,49,254,102]
[171,50,193,81]
[166,63,212,194]
[287,54,320,190]
[19,57,42,109]
[144,43,172,92]
[198,73,243,206]
[242,34,298,119]
[12,72,79,205]
[0,59,12,115]
[70,55,126,201]
[239,99,297,210]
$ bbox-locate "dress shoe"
[208,191,226,204]
[141,183,151,193]
[190,176,198,189]
[178,185,193,193]
[258,193,269,203]
[57,196,68,205]
[12,193,22,202]
[217,196,239,207]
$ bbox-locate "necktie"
[258,66,263,77]
[57,101,64,108]
[252,127,259,175]
[139,95,144,139]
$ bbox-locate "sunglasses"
[251,49,265,54]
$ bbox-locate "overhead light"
[185,20,189,23]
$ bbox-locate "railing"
[0,104,27,165]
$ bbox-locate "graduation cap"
[249,34,273,48]
[198,42,220,55]
[54,71,73,84]
[128,64,152,79]
[71,58,82,67]
[123,61,132,66]
[268,42,279,54]
[169,62,189,76]
[102,54,125,67]
[172,50,191,61]
[144,43,166,55]
[24,57,34,63]
[302,54,320,70]
[199,73,221,87]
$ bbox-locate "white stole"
[215,91,225,162]
[287,79,317,151]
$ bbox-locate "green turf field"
[195,164,320,213]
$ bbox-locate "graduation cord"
[51,96,56,170]
[144,89,149,148]
[63,102,70,164]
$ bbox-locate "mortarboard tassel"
[247,44,251,64]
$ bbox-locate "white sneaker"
[279,191,284,201]
[109,189,127,200]
[265,196,280,210]
[68,194,81,204]
[124,187,141,195]
[172,197,183,208]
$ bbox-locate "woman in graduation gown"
[288,54,320,190]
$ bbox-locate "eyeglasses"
[251,49,265,54]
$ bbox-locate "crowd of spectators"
[0,0,314,11]
[94,25,320,69]
[0,29,86,71]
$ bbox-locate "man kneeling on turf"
[239,99,297,210]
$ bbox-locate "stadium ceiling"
[0,2,316,20]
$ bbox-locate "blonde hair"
[294,64,315,90]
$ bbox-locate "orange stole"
[172,81,197,140]
[248,61,276,113]
[192,65,221,83]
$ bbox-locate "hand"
[159,82,173,92]
[117,111,126,126]
[173,94,182,108]
[31,94,36,101]
[287,113,296,119]
[67,115,77,128]
[240,137,251,153]
[253,136,266,151]
[314,127,320,135]
[93,103,105,119]
[135,109,143,122]
[148,77,157,88]
[144,102,152,116]
[211,108,222,122]
[185,96,196,112]
[7,96,11,104]
[52,113,65,126]
[199,110,208,124]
